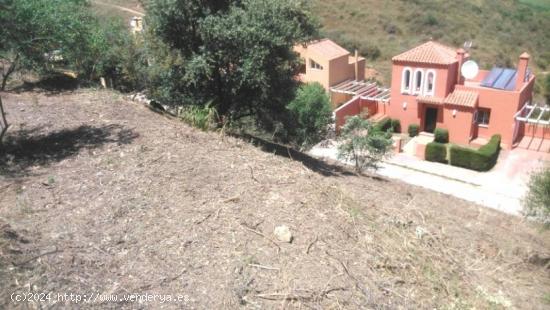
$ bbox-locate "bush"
[374,118,400,133]
[390,119,401,133]
[449,135,501,171]
[337,116,393,172]
[425,142,447,163]
[374,118,392,132]
[287,83,332,148]
[523,166,550,226]
[408,124,420,137]
[434,128,449,143]
[180,103,218,131]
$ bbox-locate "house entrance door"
[424,107,438,133]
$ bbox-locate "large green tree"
[145,0,318,129]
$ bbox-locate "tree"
[0,0,137,144]
[0,0,94,90]
[79,17,148,91]
[523,166,550,226]
[145,0,318,130]
[287,83,332,148]
[337,116,393,172]
[0,0,95,144]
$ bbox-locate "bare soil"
[0,89,549,309]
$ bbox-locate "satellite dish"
[461,60,479,80]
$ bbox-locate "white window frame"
[401,67,412,94]
[413,69,424,95]
[309,59,323,70]
[424,70,436,96]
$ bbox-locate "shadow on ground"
[0,124,138,177]
[232,133,357,177]
[11,74,82,94]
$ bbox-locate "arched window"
[413,69,423,95]
[424,70,436,96]
[401,68,412,94]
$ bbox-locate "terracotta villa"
[295,39,549,151]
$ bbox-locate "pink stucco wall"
[334,98,381,129]
[387,62,459,134]
[295,42,365,91]
[522,123,550,139]
[455,74,534,148]
[387,55,535,149]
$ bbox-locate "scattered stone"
[274,225,292,243]
[415,226,427,239]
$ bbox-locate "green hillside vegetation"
[98,0,550,97]
[311,0,550,91]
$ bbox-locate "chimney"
[516,52,530,91]
[456,48,466,85]
[354,49,359,81]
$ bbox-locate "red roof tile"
[444,90,478,108]
[392,41,458,65]
[417,96,445,105]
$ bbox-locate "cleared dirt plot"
[1,89,549,308]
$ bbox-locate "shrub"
[180,103,218,131]
[337,116,393,172]
[449,135,501,171]
[373,118,392,132]
[374,118,401,133]
[523,166,550,226]
[287,83,332,148]
[434,128,449,143]
[408,124,420,137]
[390,119,401,133]
[425,142,447,163]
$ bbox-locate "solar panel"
[480,67,518,91]
[493,69,516,89]
[480,67,503,87]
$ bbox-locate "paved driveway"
[309,140,549,215]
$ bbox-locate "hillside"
[311,0,550,86]
[1,89,549,308]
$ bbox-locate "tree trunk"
[0,95,8,146]
[1,75,8,92]
[1,54,20,92]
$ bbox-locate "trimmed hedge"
[434,128,449,143]
[408,124,419,137]
[425,142,447,163]
[449,135,501,171]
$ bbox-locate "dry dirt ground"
[0,89,549,309]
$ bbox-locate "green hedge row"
[449,135,501,171]
[425,142,447,163]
